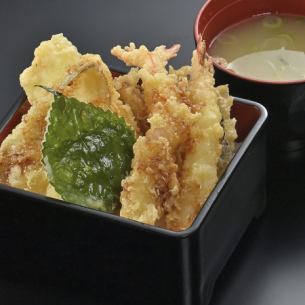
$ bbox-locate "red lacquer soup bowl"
[194,0,305,153]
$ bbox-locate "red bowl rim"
[193,0,305,86]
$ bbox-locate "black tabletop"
[1,1,305,305]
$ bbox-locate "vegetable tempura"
[0,34,237,231]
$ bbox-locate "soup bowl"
[194,0,305,155]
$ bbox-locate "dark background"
[1,1,305,304]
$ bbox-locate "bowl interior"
[195,0,305,50]
[0,96,260,146]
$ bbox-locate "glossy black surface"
[0,1,305,305]
[0,98,267,305]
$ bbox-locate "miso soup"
[209,14,305,82]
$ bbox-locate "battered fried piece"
[165,49,236,230]
[216,85,237,175]
[113,68,149,134]
[0,34,137,197]
[58,54,139,133]
[111,43,181,73]
[120,97,198,225]
[165,47,224,230]
[0,34,81,195]
[112,43,181,134]
[114,41,236,231]
[113,43,198,225]
[0,101,50,194]
[120,134,175,225]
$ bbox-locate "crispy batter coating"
[165,48,224,230]
[0,34,137,197]
[0,34,82,195]
[58,54,138,132]
[114,68,149,134]
[216,85,237,175]
[120,97,198,225]
[0,101,50,194]
[113,42,236,231]
[20,34,82,107]
[112,43,200,227]
[111,43,180,73]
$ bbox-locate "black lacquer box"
[0,96,267,305]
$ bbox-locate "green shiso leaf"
[42,90,136,213]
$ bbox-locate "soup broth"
[209,14,305,81]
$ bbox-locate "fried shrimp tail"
[165,46,224,230]
[111,43,181,73]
